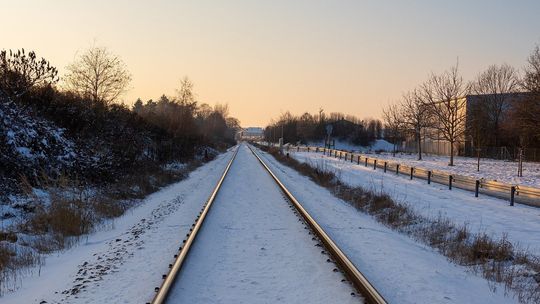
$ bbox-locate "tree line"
[383,44,540,165]
[264,110,383,147]
[0,47,239,190]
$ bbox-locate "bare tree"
[472,64,520,146]
[0,49,58,99]
[515,44,540,142]
[523,44,540,93]
[64,46,131,104]
[382,102,404,157]
[176,76,196,106]
[401,89,432,160]
[420,63,470,166]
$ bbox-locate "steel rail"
[248,144,388,304]
[149,146,239,304]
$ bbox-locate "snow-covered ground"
[362,152,540,188]
[168,145,359,303]
[258,147,524,303]
[309,139,394,153]
[290,151,540,253]
[304,139,540,188]
[1,149,235,304]
[3,143,534,304]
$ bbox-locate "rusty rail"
[248,145,387,304]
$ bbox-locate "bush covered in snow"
[0,97,76,191]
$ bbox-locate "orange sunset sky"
[3,0,540,126]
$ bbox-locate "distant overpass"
[237,127,264,141]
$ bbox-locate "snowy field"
[304,140,540,188]
[258,147,520,303]
[291,151,540,254]
[368,152,540,188]
[309,139,394,153]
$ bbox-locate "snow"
[257,147,522,303]
[1,149,235,304]
[304,140,540,188]
[290,151,540,253]
[168,145,359,303]
[3,143,534,304]
[309,139,395,153]
[355,152,540,188]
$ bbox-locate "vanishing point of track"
[149,144,387,304]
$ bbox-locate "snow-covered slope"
[0,98,77,193]
[1,150,233,303]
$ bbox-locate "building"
[402,93,531,157]
[237,127,265,141]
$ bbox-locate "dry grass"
[259,144,540,303]
[0,157,208,296]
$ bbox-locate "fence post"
[427,171,431,184]
[410,167,414,180]
[384,162,387,173]
[510,186,515,206]
[373,159,377,170]
[396,164,400,175]
[365,158,368,167]
[475,180,480,197]
[449,175,453,190]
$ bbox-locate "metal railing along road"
[283,145,540,208]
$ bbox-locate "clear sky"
[2,0,540,127]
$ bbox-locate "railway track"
[149,144,387,304]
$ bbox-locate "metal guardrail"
[284,145,540,208]
[249,145,387,304]
[149,146,239,304]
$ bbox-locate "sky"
[2,0,540,127]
